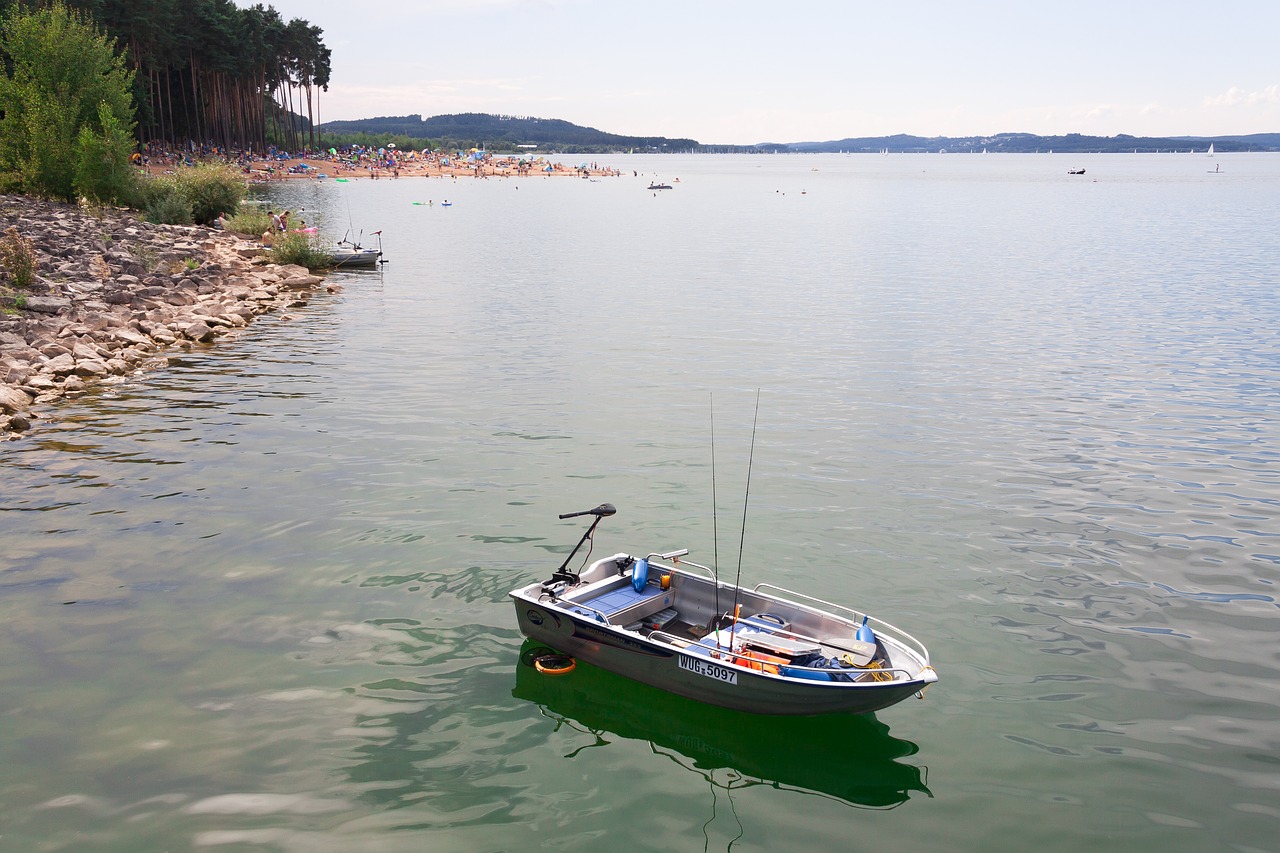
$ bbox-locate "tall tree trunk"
[190,55,203,144]
[164,67,175,147]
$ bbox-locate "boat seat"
[572,579,675,626]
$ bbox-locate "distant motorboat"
[1067,168,1086,175]
[648,182,672,190]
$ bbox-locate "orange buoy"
[533,653,576,675]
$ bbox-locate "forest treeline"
[0,0,329,153]
[318,113,701,153]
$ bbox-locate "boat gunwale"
[644,554,933,675]
[512,551,936,690]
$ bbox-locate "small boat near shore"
[510,504,937,715]
[329,232,383,269]
[329,246,381,268]
[648,182,672,190]
[1068,168,1086,175]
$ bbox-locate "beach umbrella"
[388,143,396,149]
[329,147,336,155]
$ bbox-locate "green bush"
[268,231,333,270]
[223,207,273,236]
[0,2,135,202]
[136,163,243,226]
[171,163,245,225]
[74,102,142,206]
[144,187,193,225]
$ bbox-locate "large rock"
[23,296,71,314]
[182,321,216,343]
[281,274,322,290]
[74,359,110,377]
[0,385,33,413]
[43,353,76,375]
[112,328,153,348]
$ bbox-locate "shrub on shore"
[0,226,38,288]
[268,231,333,271]
[143,187,194,225]
[223,207,273,236]
[141,163,244,226]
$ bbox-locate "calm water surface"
[2,154,1278,851]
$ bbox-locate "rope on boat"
[519,645,556,668]
[916,665,936,699]
[858,659,894,682]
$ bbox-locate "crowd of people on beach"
[133,139,621,182]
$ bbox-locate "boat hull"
[512,593,931,715]
[329,249,380,269]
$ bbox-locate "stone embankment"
[0,194,337,437]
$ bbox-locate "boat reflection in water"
[513,640,931,809]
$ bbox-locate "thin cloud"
[1203,85,1280,108]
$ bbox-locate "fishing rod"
[728,390,761,648]
[552,503,616,584]
[710,394,721,629]
[343,187,355,244]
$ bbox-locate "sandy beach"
[147,151,622,182]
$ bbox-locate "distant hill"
[1172,133,1280,150]
[318,113,698,152]
[779,132,1279,154]
[317,112,1280,154]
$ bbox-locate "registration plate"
[678,654,738,685]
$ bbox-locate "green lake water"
[2,153,1278,851]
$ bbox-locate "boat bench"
[565,577,675,626]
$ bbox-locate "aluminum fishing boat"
[328,231,384,269]
[329,245,381,268]
[510,504,938,715]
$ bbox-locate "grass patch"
[268,231,334,271]
[223,207,273,236]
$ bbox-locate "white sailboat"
[1207,143,1215,156]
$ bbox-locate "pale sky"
[249,0,1279,145]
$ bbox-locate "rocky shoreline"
[0,194,338,438]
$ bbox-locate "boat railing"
[647,552,720,584]
[750,581,932,667]
[561,600,612,625]
[650,630,921,681]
